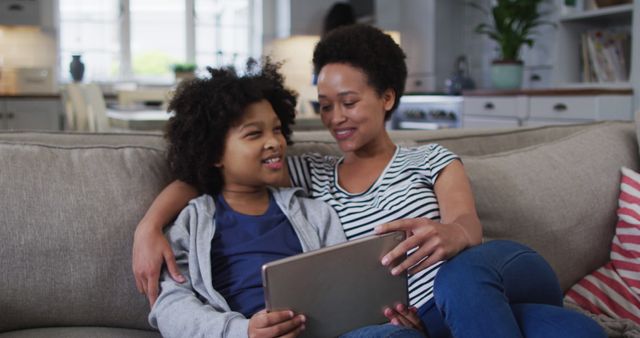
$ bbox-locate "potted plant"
[171,63,197,82]
[471,0,553,89]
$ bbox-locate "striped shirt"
[288,143,459,308]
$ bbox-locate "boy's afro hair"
[165,58,297,195]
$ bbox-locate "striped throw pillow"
[565,166,640,324]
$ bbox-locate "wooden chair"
[64,83,110,132]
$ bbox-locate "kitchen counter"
[463,88,633,96]
[0,93,61,98]
[0,92,119,100]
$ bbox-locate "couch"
[0,121,637,337]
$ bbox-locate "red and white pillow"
[565,166,640,324]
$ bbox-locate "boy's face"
[217,99,287,193]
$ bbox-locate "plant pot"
[174,71,195,82]
[490,60,523,90]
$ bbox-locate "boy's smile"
[262,154,283,170]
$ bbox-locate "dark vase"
[69,55,85,82]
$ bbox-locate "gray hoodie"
[148,187,346,338]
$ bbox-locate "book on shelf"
[580,28,630,83]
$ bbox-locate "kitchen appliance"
[445,55,475,95]
[389,94,462,130]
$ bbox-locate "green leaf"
[471,0,553,61]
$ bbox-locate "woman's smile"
[333,127,357,140]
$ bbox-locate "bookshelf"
[552,2,636,90]
[559,4,633,22]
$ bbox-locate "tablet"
[262,231,408,338]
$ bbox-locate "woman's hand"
[377,160,482,276]
[384,304,424,332]
[375,218,472,276]
[249,310,306,338]
[132,224,185,306]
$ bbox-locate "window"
[58,0,121,82]
[130,0,186,82]
[195,0,252,71]
[59,0,260,83]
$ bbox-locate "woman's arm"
[132,179,199,306]
[375,160,483,275]
[433,159,483,246]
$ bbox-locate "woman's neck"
[221,188,270,215]
[338,133,397,193]
[343,132,396,165]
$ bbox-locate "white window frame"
[58,0,262,84]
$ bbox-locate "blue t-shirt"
[211,192,303,317]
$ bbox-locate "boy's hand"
[249,310,306,338]
[132,225,185,307]
[384,304,424,332]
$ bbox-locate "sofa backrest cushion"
[460,122,639,291]
[293,122,596,156]
[0,132,171,332]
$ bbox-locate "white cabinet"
[528,96,597,120]
[462,95,527,128]
[0,0,40,25]
[0,97,62,130]
[463,90,633,128]
[463,96,528,119]
[526,94,632,125]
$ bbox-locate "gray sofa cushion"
[0,134,171,332]
[461,122,639,291]
[0,327,160,338]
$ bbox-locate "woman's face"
[217,99,287,193]
[317,63,395,154]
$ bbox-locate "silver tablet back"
[262,231,408,338]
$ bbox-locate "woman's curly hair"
[165,59,297,196]
[312,24,407,120]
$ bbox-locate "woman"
[134,24,605,338]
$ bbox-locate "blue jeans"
[418,240,606,338]
[340,324,425,338]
